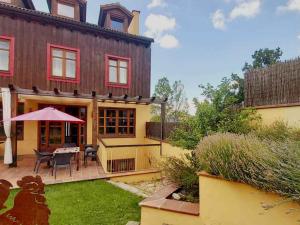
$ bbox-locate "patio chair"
[83,145,100,167]
[52,153,74,179]
[33,149,53,174]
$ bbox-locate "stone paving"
[0,154,106,188]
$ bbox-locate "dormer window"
[57,2,75,18]
[111,18,124,32]
[47,0,86,22]
[98,3,134,34]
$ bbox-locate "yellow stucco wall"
[140,207,202,225]
[109,171,161,183]
[257,106,300,126]
[200,174,300,225]
[0,96,153,157]
[140,174,300,225]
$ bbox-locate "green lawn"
[2,180,143,225]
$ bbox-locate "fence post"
[160,103,166,156]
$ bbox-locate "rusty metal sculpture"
[0,176,50,225]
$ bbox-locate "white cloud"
[145,14,176,37]
[278,0,300,12]
[144,14,179,49]
[211,0,261,30]
[147,0,167,9]
[211,10,226,30]
[158,34,179,48]
[297,34,300,39]
[229,0,261,20]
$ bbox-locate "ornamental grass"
[196,133,300,202]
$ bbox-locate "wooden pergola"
[3,84,167,167]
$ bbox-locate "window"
[111,18,124,32]
[105,55,131,88]
[47,44,80,83]
[98,108,135,137]
[0,36,14,77]
[57,2,75,18]
[0,102,24,141]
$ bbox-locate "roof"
[46,0,87,22]
[22,0,35,10]
[98,3,133,27]
[0,2,153,47]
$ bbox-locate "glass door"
[38,105,87,152]
[39,121,64,152]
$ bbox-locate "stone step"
[126,221,140,225]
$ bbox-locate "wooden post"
[10,91,18,167]
[160,103,166,156]
[92,97,98,147]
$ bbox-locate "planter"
[199,172,300,225]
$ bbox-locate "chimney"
[128,10,140,35]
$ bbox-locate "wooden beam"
[13,86,167,104]
[10,91,18,167]
[92,97,98,147]
[160,102,166,156]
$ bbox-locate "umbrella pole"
[10,92,18,167]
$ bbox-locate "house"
[0,0,166,177]
[244,58,300,126]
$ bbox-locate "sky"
[32,0,300,112]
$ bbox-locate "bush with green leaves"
[195,133,300,202]
[162,152,202,202]
[169,75,261,150]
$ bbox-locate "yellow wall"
[98,101,151,139]
[257,106,300,126]
[0,96,153,157]
[140,207,203,225]
[98,138,161,173]
[109,171,161,183]
[128,10,140,35]
[199,174,300,225]
[140,174,300,225]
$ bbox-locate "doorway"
[38,104,87,152]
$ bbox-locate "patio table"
[54,147,80,171]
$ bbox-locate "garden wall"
[140,173,300,225]
[200,173,300,225]
[257,105,300,127]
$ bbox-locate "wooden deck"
[0,153,107,188]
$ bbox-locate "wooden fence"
[244,58,300,107]
[146,122,179,140]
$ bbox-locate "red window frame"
[105,54,131,89]
[0,35,14,77]
[47,44,80,83]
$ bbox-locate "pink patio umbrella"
[8,107,84,123]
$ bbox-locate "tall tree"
[151,77,189,122]
[243,47,283,72]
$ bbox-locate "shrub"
[195,133,300,202]
[253,121,300,142]
[162,152,202,202]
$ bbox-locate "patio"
[0,152,107,188]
